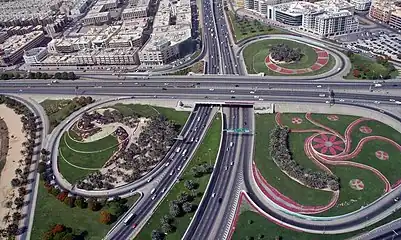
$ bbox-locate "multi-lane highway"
[107,104,216,240]
[184,105,253,239]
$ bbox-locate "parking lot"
[342,31,401,60]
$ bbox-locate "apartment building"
[23,47,48,64]
[349,0,371,11]
[0,31,45,65]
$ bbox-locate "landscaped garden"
[136,114,222,240]
[40,97,94,132]
[55,103,190,190]
[243,39,335,76]
[227,12,283,42]
[232,112,401,239]
[345,52,398,79]
[232,208,401,240]
[30,180,140,240]
[169,61,205,75]
[253,112,401,215]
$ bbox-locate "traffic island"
[243,39,336,76]
[253,112,401,216]
[52,103,190,191]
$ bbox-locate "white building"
[138,0,194,66]
[350,0,371,11]
[267,0,359,36]
[139,25,192,65]
[0,31,45,66]
[82,12,110,25]
[23,47,48,64]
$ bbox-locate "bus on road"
[123,213,136,225]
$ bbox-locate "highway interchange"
[1,0,401,239]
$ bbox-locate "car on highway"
[147,177,152,183]
[225,166,228,171]
[230,90,235,93]
[151,194,157,200]
[317,85,322,88]
[132,223,137,229]
[212,193,216,197]
[170,171,174,176]
[230,161,233,166]
[250,91,255,94]
[209,88,214,91]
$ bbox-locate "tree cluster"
[190,163,213,178]
[269,126,340,191]
[270,44,302,63]
[43,224,85,240]
[152,190,198,238]
[0,96,42,238]
[28,71,77,80]
[0,72,21,80]
[350,55,396,80]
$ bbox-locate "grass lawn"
[40,98,93,132]
[136,114,222,240]
[348,119,401,151]
[345,54,399,80]
[64,132,118,152]
[232,209,401,240]
[256,112,400,216]
[254,114,333,206]
[58,156,96,183]
[109,104,189,127]
[278,113,318,130]
[308,113,359,135]
[227,11,284,42]
[59,135,117,169]
[31,182,140,240]
[319,166,385,216]
[243,39,335,76]
[351,140,401,185]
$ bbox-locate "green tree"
[182,202,193,213]
[184,180,198,190]
[55,72,62,79]
[151,230,165,240]
[160,215,173,225]
[161,223,174,234]
[68,72,76,80]
[35,72,42,79]
[169,203,181,217]
[38,162,47,173]
[61,72,68,80]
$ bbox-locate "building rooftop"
[273,1,323,16]
[24,47,47,57]
[0,31,43,56]
[143,25,191,51]
[315,0,354,10]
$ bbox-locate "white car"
[250,91,255,94]
[209,88,215,91]
[230,90,235,93]
[317,85,322,88]
[339,99,345,102]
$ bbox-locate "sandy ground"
[0,105,25,229]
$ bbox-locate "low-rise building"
[267,0,359,36]
[23,47,48,64]
[0,31,45,66]
[350,0,371,11]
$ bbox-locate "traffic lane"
[2,87,400,102]
[185,107,239,239]
[216,108,253,238]
[193,107,239,239]
[182,108,231,239]
[3,80,399,90]
[110,107,212,240]
[196,108,244,239]
[3,81,400,90]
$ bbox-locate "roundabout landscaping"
[50,103,190,191]
[233,111,401,239]
[242,38,336,76]
[254,112,401,216]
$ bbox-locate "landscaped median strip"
[135,114,222,240]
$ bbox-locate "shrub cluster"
[269,126,340,191]
[270,44,302,63]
